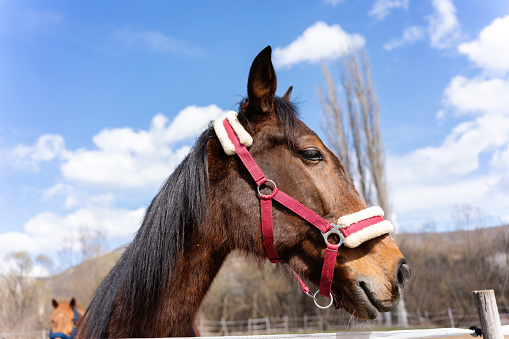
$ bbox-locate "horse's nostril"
[397,260,411,288]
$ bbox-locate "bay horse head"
[50,298,84,339]
[79,46,410,338]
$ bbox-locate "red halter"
[217,115,394,308]
[222,119,338,301]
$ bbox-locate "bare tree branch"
[319,48,390,218]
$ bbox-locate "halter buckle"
[322,223,345,246]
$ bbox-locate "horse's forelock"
[239,96,301,147]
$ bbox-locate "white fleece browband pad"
[213,111,253,155]
[337,206,394,248]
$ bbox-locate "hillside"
[43,225,509,327]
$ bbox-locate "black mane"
[82,127,212,338]
[82,96,299,338]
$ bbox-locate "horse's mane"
[82,97,300,338]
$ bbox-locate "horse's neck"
[147,239,228,337]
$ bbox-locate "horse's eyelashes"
[299,148,324,161]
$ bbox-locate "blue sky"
[1,0,509,268]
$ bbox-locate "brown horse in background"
[78,46,410,338]
[50,298,85,339]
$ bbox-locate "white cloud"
[12,134,66,170]
[61,144,190,188]
[43,183,116,210]
[163,105,226,143]
[384,0,462,51]
[458,15,509,75]
[389,113,509,184]
[443,76,509,116]
[4,104,227,260]
[61,105,225,188]
[491,143,509,171]
[0,206,144,256]
[90,192,115,206]
[389,74,509,190]
[273,22,365,69]
[427,0,462,49]
[14,104,226,188]
[111,28,206,57]
[388,172,502,226]
[388,13,509,229]
[369,0,409,20]
[323,0,345,6]
[436,109,446,120]
[383,26,426,51]
[388,112,509,229]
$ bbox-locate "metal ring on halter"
[312,290,334,309]
[257,179,277,197]
[322,223,345,247]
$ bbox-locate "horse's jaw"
[332,255,410,320]
[332,279,400,320]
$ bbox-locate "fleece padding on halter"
[213,113,394,248]
[213,113,394,301]
[213,111,253,155]
[337,206,394,248]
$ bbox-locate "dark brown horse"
[50,298,85,339]
[78,46,410,338]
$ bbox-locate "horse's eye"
[299,148,324,161]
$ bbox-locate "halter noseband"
[214,111,394,308]
[49,306,79,339]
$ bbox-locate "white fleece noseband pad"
[337,206,394,248]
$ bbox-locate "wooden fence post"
[473,289,503,339]
[265,317,270,335]
[384,311,392,327]
[303,313,308,333]
[220,317,228,336]
[248,317,252,335]
[199,315,204,336]
[424,310,430,328]
[284,315,289,333]
[447,307,455,328]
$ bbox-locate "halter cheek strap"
[214,112,394,305]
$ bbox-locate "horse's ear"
[70,297,76,308]
[246,45,277,114]
[282,86,293,101]
[52,299,59,309]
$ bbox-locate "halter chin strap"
[214,112,394,305]
[49,306,79,339]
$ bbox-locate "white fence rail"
[2,290,507,339]
[196,310,509,336]
[0,330,45,339]
[198,326,509,338]
[2,326,509,339]
[5,326,508,339]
